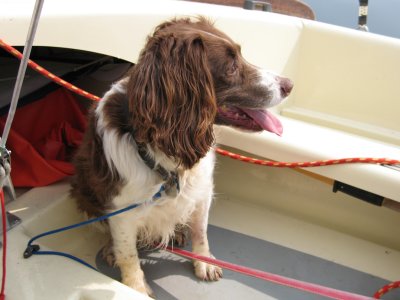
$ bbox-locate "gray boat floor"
[96,225,399,300]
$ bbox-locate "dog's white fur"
[95,79,219,295]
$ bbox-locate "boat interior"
[1,1,400,299]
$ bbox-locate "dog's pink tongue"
[242,108,283,136]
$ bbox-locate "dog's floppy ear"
[128,32,216,169]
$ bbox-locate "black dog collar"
[137,144,180,197]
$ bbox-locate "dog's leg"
[190,198,223,281]
[109,215,154,297]
[101,236,116,266]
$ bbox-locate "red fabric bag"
[0,88,87,187]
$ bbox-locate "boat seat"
[215,117,400,204]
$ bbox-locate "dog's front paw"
[193,259,223,281]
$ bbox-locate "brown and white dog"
[71,17,292,297]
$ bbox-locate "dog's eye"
[226,60,238,76]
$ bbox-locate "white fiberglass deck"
[4,156,400,299]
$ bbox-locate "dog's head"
[127,17,293,168]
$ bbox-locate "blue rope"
[23,193,162,270]
[26,202,141,247]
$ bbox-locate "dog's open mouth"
[217,105,283,136]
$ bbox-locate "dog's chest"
[111,151,215,229]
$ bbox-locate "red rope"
[1,37,399,299]
[374,281,400,299]
[0,39,100,102]
[216,148,400,168]
[0,189,7,300]
[1,38,399,168]
[166,246,374,300]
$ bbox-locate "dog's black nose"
[278,77,294,98]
